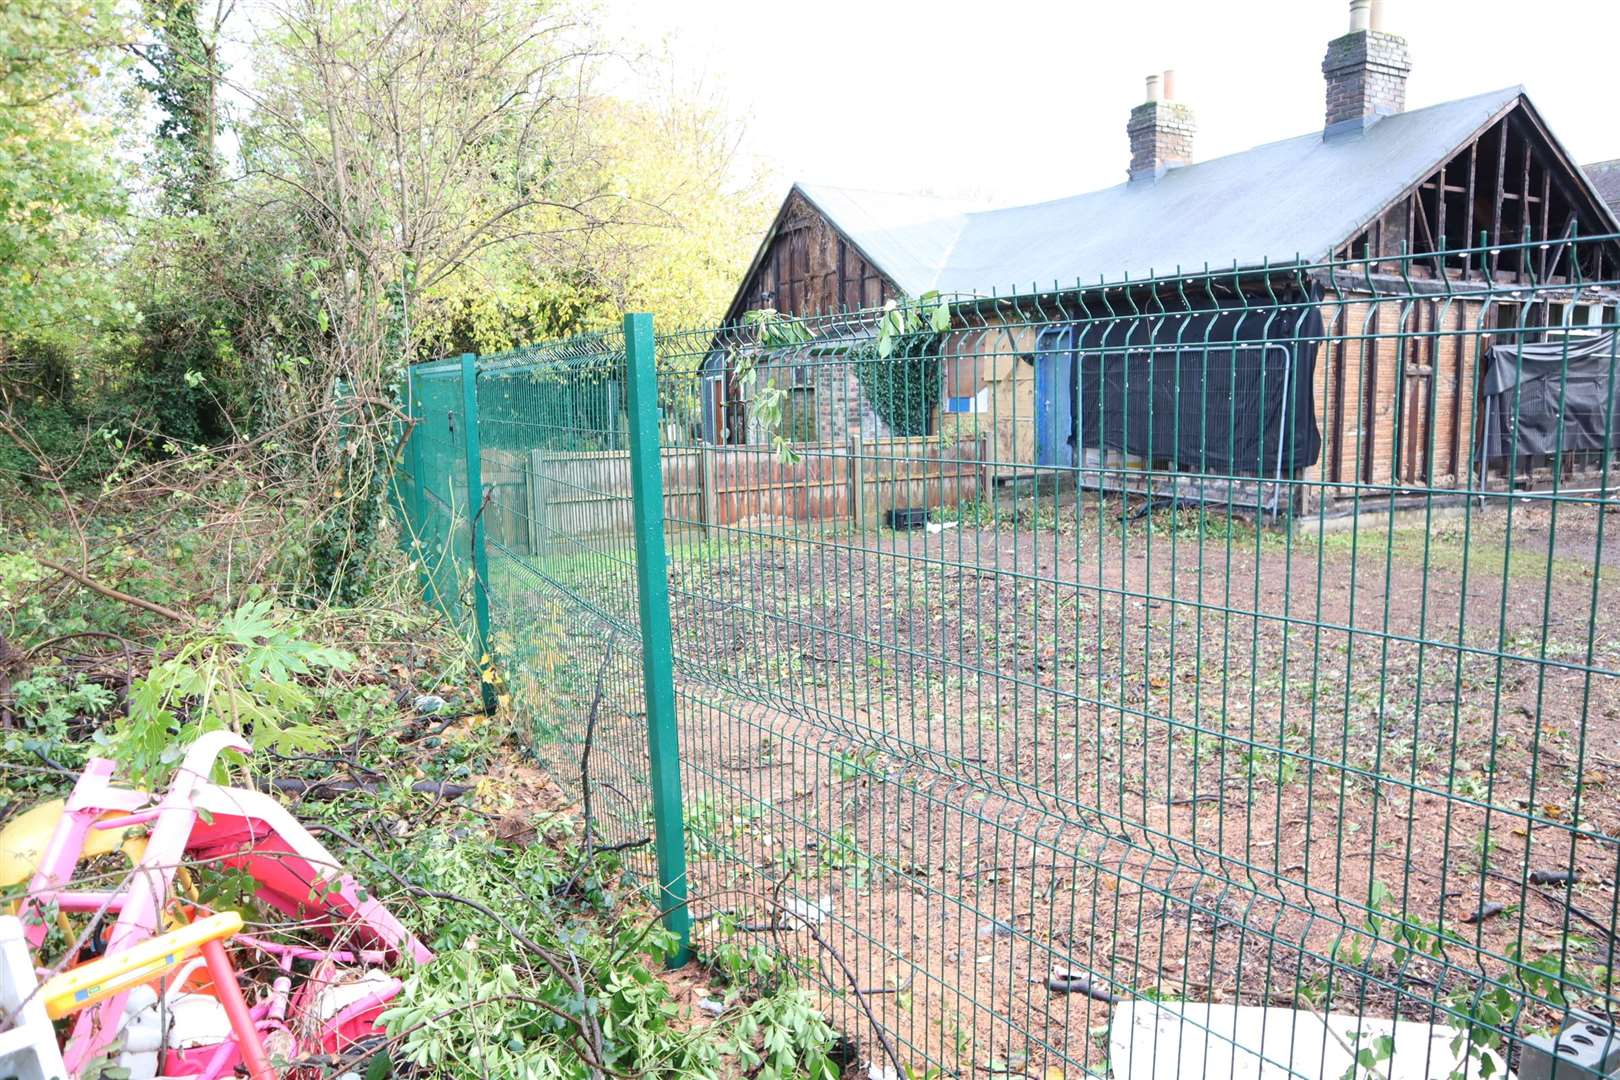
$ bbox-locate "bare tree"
[235,0,623,398]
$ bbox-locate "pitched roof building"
[712,0,1620,510]
[726,76,1615,323]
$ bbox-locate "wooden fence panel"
[490,437,984,543]
[705,435,984,528]
[511,449,702,548]
[857,436,985,524]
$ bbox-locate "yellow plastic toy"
[0,801,147,888]
[39,911,243,1020]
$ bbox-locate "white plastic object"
[116,958,232,1080]
[116,985,165,1080]
[165,991,233,1049]
[308,969,397,1025]
[1110,1001,1512,1080]
[115,958,231,1075]
[0,914,68,1080]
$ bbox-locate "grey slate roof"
[798,86,1528,296]
[1584,160,1620,217]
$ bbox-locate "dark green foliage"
[123,307,243,447]
[0,667,112,798]
[852,331,941,436]
[1,337,76,406]
[0,400,122,488]
[300,443,388,607]
[429,268,614,359]
[294,289,412,607]
[4,307,247,485]
[138,0,218,211]
[284,374,393,607]
[1,339,122,488]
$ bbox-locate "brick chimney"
[1323,0,1411,135]
[1128,70,1195,182]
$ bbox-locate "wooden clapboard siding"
[725,189,895,322]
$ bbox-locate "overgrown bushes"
[122,308,246,448]
[0,470,849,1079]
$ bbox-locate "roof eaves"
[1513,98,1620,236]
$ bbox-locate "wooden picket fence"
[480,435,986,552]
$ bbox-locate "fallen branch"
[1041,969,1120,1002]
[595,837,652,854]
[1484,868,1616,941]
[564,627,619,897]
[264,777,473,799]
[579,630,618,854]
[37,558,189,624]
[389,415,419,463]
[308,820,616,1078]
[764,883,906,1080]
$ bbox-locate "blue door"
[1035,326,1075,468]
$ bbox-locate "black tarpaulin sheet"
[1065,304,1323,476]
[1479,332,1620,461]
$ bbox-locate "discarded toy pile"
[0,731,432,1080]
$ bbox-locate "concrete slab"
[1110,1002,1513,1080]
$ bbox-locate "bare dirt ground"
[660,492,1620,1078]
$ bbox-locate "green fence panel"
[411,357,472,623]
[459,352,497,712]
[399,231,1620,1080]
[470,330,664,905]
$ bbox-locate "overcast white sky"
[601,0,1620,208]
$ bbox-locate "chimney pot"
[1145,73,1161,103]
[1324,0,1411,134]
[1162,69,1177,101]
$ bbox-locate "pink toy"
[20,732,432,1078]
[290,959,402,1055]
[198,932,277,1080]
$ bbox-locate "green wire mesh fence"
[396,233,1620,1080]
[402,357,476,627]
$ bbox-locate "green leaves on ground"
[109,595,354,783]
[374,829,840,1080]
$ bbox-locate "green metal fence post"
[459,352,498,714]
[622,312,691,965]
[404,365,434,606]
[386,374,407,551]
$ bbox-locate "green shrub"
[2,667,113,793]
[107,595,354,784]
[375,831,840,1080]
[123,309,245,448]
[0,400,124,489]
